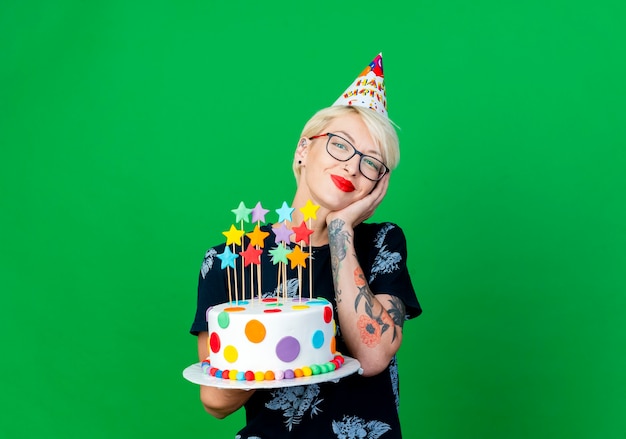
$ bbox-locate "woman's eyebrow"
[335,130,355,143]
[335,130,381,157]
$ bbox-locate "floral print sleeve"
[360,222,422,320]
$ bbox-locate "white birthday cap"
[333,53,387,118]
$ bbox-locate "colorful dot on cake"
[236,371,245,381]
[294,368,304,378]
[230,369,239,380]
[245,319,267,343]
[221,370,229,379]
[302,366,312,377]
[224,306,246,312]
[323,306,333,323]
[264,308,281,313]
[312,330,325,349]
[217,311,230,328]
[292,304,309,310]
[274,370,284,380]
[284,369,295,379]
[254,371,265,381]
[311,364,321,375]
[276,336,301,362]
[244,371,255,381]
[264,371,275,381]
[265,302,283,307]
[330,336,336,354]
[224,345,238,363]
[209,332,221,353]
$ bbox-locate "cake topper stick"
[300,200,320,299]
[257,261,262,301]
[308,223,313,299]
[251,202,270,301]
[276,262,284,298]
[240,239,245,301]
[223,224,245,303]
[286,244,310,302]
[246,219,269,301]
[239,243,263,303]
[217,246,239,304]
[269,241,291,302]
[233,244,239,303]
[298,264,303,301]
[251,264,256,302]
[282,256,286,302]
[227,266,233,304]
[274,202,294,302]
[232,202,252,300]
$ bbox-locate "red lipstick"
[331,175,355,192]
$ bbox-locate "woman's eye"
[332,142,349,151]
[363,157,379,171]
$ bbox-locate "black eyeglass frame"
[308,133,389,181]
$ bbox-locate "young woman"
[191,56,422,438]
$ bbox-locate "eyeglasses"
[308,133,388,181]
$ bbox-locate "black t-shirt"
[191,222,421,438]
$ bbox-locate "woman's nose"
[344,155,360,175]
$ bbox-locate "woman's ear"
[295,137,309,163]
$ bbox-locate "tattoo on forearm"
[385,296,406,343]
[329,218,405,347]
[386,295,406,328]
[354,266,406,346]
[353,266,374,315]
[328,219,351,288]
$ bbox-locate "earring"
[298,160,302,164]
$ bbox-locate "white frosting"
[207,298,336,373]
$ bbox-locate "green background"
[2,1,625,437]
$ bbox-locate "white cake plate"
[182,356,362,390]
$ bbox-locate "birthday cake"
[200,200,345,383]
[203,297,344,381]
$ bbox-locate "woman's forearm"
[199,385,254,419]
[328,218,406,376]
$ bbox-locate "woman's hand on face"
[326,173,390,229]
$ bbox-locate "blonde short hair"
[294,106,400,182]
